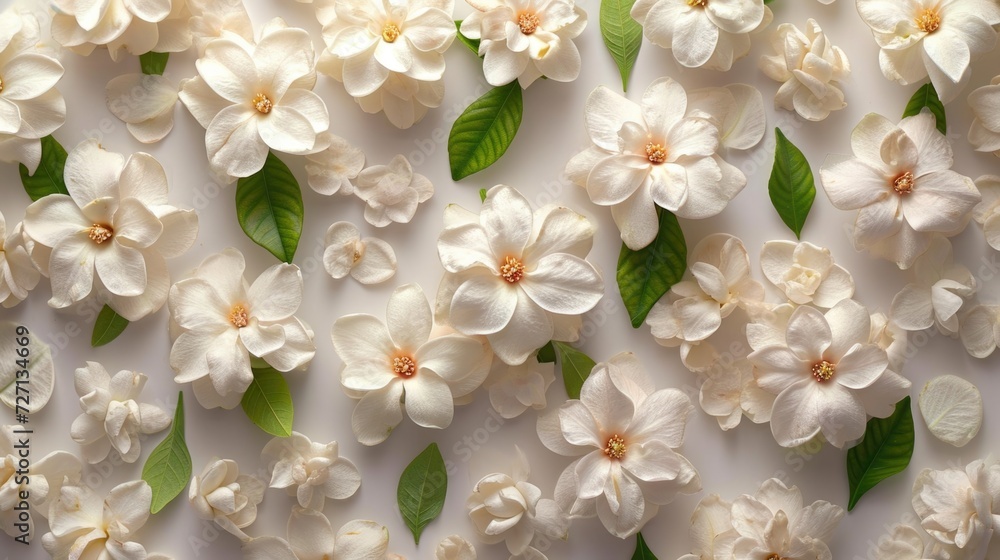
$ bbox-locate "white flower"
[179,18,330,178]
[631,0,771,71]
[22,139,199,321]
[51,0,193,61]
[760,19,849,121]
[0,11,65,174]
[677,494,736,560]
[747,299,912,448]
[869,311,909,372]
[190,458,265,540]
[106,73,179,144]
[168,248,316,410]
[685,83,767,152]
[0,211,39,308]
[468,447,569,555]
[856,0,1000,103]
[305,134,366,196]
[538,352,701,538]
[332,283,489,445]
[243,508,393,560]
[565,78,748,250]
[960,304,1000,358]
[760,240,854,307]
[437,535,477,560]
[436,185,604,365]
[972,175,1000,251]
[873,524,939,560]
[324,221,397,284]
[969,77,1000,156]
[697,358,770,431]
[721,478,844,560]
[260,431,361,510]
[890,236,975,334]
[188,0,255,54]
[70,362,171,464]
[460,0,586,88]
[1,425,81,538]
[912,458,1000,552]
[486,353,556,419]
[819,112,980,269]
[355,155,434,227]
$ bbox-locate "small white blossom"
[51,0,193,61]
[106,73,179,144]
[760,240,854,307]
[323,221,397,285]
[260,432,361,510]
[0,211,39,308]
[890,236,975,334]
[1,425,81,538]
[912,458,1000,553]
[355,155,434,227]
[760,19,849,121]
[969,77,1000,157]
[190,458,265,540]
[437,535,477,560]
[188,0,255,54]
[486,353,556,419]
[243,508,394,560]
[872,524,951,560]
[305,134,366,196]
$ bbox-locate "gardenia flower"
[912,458,1000,552]
[0,11,66,174]
[1,424,81,538]
[631,0,771,71]
[188,0,254,54]
[243,508,393,560]
[168,248,316,410]
[70,361,171,464]
[332,283,489,445]
[566,78,747,250]
[260,431,361,510]
[697,358,774,431]
[856,0,1000,103]
[486,353,556,419]
[972,175,1000,251]
[324,221,397,284]
[190,458,265,540]
[760,240,854,307]
[819,112,980,269]
[436,185,604,365]
[305,134,366,196]
[969,77,1000,156]
[0,211,39,308]
[22,139,199,321]
[873,524,944,560]
[437,535,477,560]
[355,155,434,227]
[51,0,193,61]
[459,0,586,88]
[538,352,701,538]
[179,18,330,178]
[890,236,975,334]
[760,19,849,121]
[106,73,179,143]
[747,299,912,448]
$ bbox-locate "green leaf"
[397,443,448,545]
[632,533,658,560]
[552,341,596,399]
[617,210,686,328]
[142,392,192,514]
[139,51,169,75]
[19,135,68,201]
[455,21,481,56]
[241,365,294,437]
[448,82,523,181]
[91,305,129,347]
[902,83,946,135]
[768,128,815,239]
[235,151,303,263]
[599,0,643,91]
[536,341,556,363]
[846,396,915,511]
[479,188,488,202]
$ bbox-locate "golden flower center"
[382,23,401,42]
[88,224,113,244]
[392,355,417,377]
[500,256,526,283]
[229,305,249,328]
[645,142,667,164]
[687,0,707,6]
[517,12,540,34]
[916,8,941,33]
[0,76,4,94]
[892,171,915,195]
[252,93,273,114]
[811,360,836,382]
[604,434,627,460]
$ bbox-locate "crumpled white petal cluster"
[0,211,40,308]
[190,458,265,541]
[168,248,316,410]
[760,240,854,308]
[911,458,1000,555]
[870,524,949,560]
[538,352,701,538]
[305,134,366,196]
[188,0,255,54]
[52,0,193,61]
[1,424,81,539]
[820,112,980,269]
[566,79,764,250]
[260,431,361,510]
[760,18,849,121]
[486,353,556,419]
[324,221,397,284]
[968,76,1000,156]
[890,236,975,334]
[356,155,434,227]
[106,73,180,144]
[437,535,477,560]
[243,507,398,559]
[460,0,586,88]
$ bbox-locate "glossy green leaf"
[449,82,523,180]
[235,151,303,263]
[846,396,914,511]
[397,443,448,544]
[768,128,815,239]
[19,135,68,201]
[142,392,192,514]
[241,365,294,437]
[455,21,481,56]
[632,533,658,560]
[600,0,643,91]
[536,341,556,363]
[902,83,946,134]
[552,342,596,399]
[91,305,129,347]
[479,188,488,202]
[140,52,169,75]
[617,210,687,328]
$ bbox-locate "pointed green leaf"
[19,135,68,201]
[241,365,294,437]
[140,51,169,75]
[536,341,556,363]
[846,396,914,511]
[902,83,946,134]
[552,341,595,399]
[600,0,643,91]
[142,392,192,514]
[632,533,658,560]
[91,305,129,347]
[479,188,488,202]
[235,151,303,263]
[617,210,687,328]
[768,128,815,239]
[455,21,481,56]
[397,443,448,544]
[448,82,523,180]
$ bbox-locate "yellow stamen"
[517,12,540,34]
[0,76,4,94]
[916,8,941,33]
[645,142,667,164]
[604,434,627,460]
[392,355,417,377]
[500,256,525,283]
[382,23,401,42]
[88,224,113,244]
[893,171,915,195]
[252,93,272,114]
[229,305,249,328]
[811,360,835,382]
[687,0,706,6]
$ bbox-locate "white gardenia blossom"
[260,431,361,510]
[190,458,265,540]
[324,221,396,285]
[912,458,1000,553]
[486,353,556,419]
[243,508,394,560]
[436,185,604,365]
[538,352,701,538]
[437,535,477,560]
[697,358,774,431]
[22,140,199,320]
[0,211,39,308]
[760,19,849,121]
[305,134,366,196]
[460,0,586,88]
[188,0,255,54]
[332,283,489,445]
[969,76,1000,156]
[890,236,975,334]
[52,0,193,61]
[70,362,171,464]
[856,0,1000,103]
[355,155,434,227]
[873,524,940,560]
[0,10,66,173]
[820,112,980,269]
[747,299,912,448]
[1,425,81,538]
[972,175,1000,251]
[179,18,330,178]
[631,0,771,71]
[760,240,854,307]
[106,73,179,143]
[168,248,316,410]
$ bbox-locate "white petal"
[918,374,982,447]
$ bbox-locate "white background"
[2,0,1000,559]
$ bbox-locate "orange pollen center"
[811,360,835,382]
[517,12,540,34]
[500,256,526,283]
[88,224,113,244]
[645,142,667,164]
[916,9,941,33]
[229,305,249,328]
[252,93,272,114]
[382,23,401,42]
[392,355,417,377]
[892,171,915,195]
[687,0,706,6]
[604,434,627,459]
